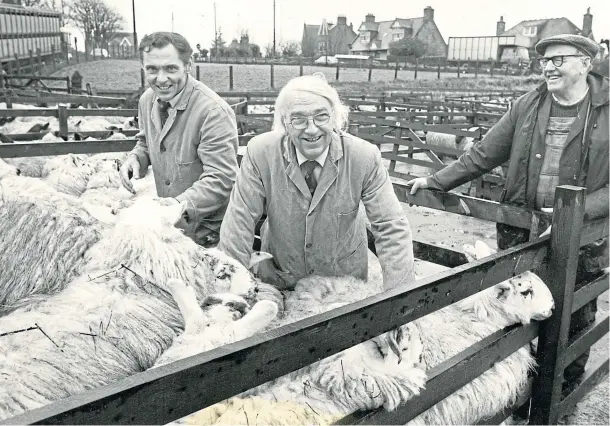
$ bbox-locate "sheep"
[406,242,555,425]
[177,274,427,426]
[0,171,104,315]
[42,153,97,196]
[0,200,275,421]
[152,278,279,368]
[179,242,555,426]
[0,132,15,143]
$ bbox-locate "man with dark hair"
[408,34,608,395]
[119,32,239,247]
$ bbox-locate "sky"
[97,0,609,52]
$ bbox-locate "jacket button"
[165,179,170,185]
[306,243,312,248]
[535,154,542,159]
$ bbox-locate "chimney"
[497,16,506,36]
[337,15,347,26]
[423,6,434,22]
[365,13,375,23]
[582,7,592,37]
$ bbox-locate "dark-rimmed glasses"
[288,112,331,130]
[538,55,586,68]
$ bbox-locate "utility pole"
[214,2,218,59]
[272,0,276,58]
[171,12,174,32]
[132,0,138,57]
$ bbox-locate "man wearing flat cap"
[407,34,608,395]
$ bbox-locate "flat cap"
[535,34,600,58]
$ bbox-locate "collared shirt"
[294,144,329,182]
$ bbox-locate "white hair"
[272,73,349,133]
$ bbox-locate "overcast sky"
[103,0,609,51]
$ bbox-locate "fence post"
[229,65,234,90]
[58,104,69,139]
[299,58,303,76]
[51,44,57,71]
[270,64,274,89]
[71,71,83,94]
[457,59,460,78]
[368,60,373,82]
[437,62,441,79]
[196,65,200,81]
[75,38,80,63]
[36,48,42,73]
[474,60,478,78]
[414,58,418,80]
[336,62,340,80]
[394,60,399,79]
[490,60,494,77]
[140,68,145,90]
[29,49,34,74]
[66,76,71,94]
[530,185,586,425]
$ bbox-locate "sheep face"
[495,271,555,324]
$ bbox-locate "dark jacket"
[428,72,609,271]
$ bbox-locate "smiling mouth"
[303,135,323,143]
[547,76,561,81]
[157,85,172,90]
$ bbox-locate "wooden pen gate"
[0,106,608,425]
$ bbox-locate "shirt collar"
[158,75,189,109]
[295,144,329,167]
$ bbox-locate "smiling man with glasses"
[218,73,416,292]
[406,34,608,397]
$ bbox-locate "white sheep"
[152,278,279,368]
[0,199,275,421]
[0,171,104,315]
[178,242,554,426]
[406,242,554,425]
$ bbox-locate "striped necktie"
[301,160,318,194]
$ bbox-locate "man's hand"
[154,197,179,206]
[539,207,553,237]
[119,155,141,194]
[406,177,429,195]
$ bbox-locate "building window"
[360,33,369,42]
[523,26,537,36]
[392,33,402,40]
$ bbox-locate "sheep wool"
[0,175,103,315]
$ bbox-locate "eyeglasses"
[287,112,331,130]
[538,55,586,68]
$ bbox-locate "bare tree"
[21,0,61,10]
[67,0,124,52]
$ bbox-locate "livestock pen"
[0,105,608,425]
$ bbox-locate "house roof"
[500,18,590,48]
[351,17,424,52]
[304,24,321,40]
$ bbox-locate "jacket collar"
[536,72,609,107]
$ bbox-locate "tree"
[210,27,226,57]
[21,0,60,9]
[67,0,124,52]
[388,37,428,60]
[279,40,301,57]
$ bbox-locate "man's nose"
[544,61,557,72]
[304,118,318,133]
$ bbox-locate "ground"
[44,59,609,424]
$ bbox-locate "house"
[349,7,447,60]
[108,32,135,57]
[301,15,357,57]
[496,8,595,64]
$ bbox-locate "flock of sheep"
[0,102,555,424]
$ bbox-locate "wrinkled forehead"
[285,92,332,117]
[543,44,584,57]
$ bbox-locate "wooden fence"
[0,133,607,424]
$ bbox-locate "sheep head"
[493,271,555,324]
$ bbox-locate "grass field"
[49,59,544,93]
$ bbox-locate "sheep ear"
[463,244,478,262]
[248,251,273,270]
[496,281,513,301]
[82,202,117,225]
[474,240,496,258]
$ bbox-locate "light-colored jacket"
[218,130,415,290]
[130,76,239,244]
